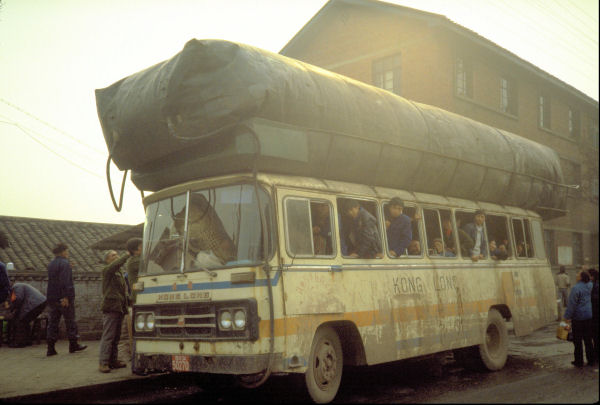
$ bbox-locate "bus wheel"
[478,309,508,371]
[305,325,343,403]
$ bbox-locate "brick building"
[280,0,599,269]
[0,216,133,339]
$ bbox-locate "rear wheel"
[477,309,508,370]
[305,325,343,403]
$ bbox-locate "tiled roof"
[0,215,131,272]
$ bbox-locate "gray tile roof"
[0,215,131,272]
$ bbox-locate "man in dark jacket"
[462,210,487,261]
[46,243,87,356]
[341,200,382,259]
[7,283,47,347]
[98,249,130,373]
[564,270,595,367]
[385,198,412,257]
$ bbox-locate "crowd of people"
[0,234,142,374]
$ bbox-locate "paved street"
[6,320,597,403]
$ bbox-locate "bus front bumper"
[133,352,280,375]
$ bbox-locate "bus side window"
[486,214,511,260]
[383,201,419,257]
[530,220,547,259]
[511,218,533,258]
[310,201,334,256]
[337,198,383,259]
[523,219,535,258]
[454,211,476,258]
[424,208,455,258]
[404,206,423,256]
[284,198,335,258]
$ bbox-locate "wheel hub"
[314,340,337,388]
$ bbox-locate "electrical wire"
[0,119,103,179]
[0,97,106,156]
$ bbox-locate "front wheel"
[477,308,508,371]
[305,325,343,403]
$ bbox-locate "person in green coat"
[98,249,129,373]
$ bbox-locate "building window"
[572,232,583,266]
[561,159,581,197]
[455,57,473,97]
[373,54,401,95]
[500,77,518,115]
[590,119,599,149]
[539,95,551,129]
[568,108,580,138]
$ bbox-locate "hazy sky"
[0,0,597,225]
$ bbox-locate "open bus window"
[485,214,511,260]
[284,198,334,257]
[141,184,273,276]
[337,198,383,259]
[512,218,534,258]
[454,211,486,259]
[423,208,456,258]
[383,201,422,257]
[143,193,187,274]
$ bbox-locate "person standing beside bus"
[588,268,599,363]
[557,266,571,308]
[46,243,87,356]
[99,250,130,373]
[385,198,412,257]
[341,200,382,259]
[462,210,487,261]
[564,270,595,367]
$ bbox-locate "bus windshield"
[141,184,272,275]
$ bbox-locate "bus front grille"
[154,304,216,338]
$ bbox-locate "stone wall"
[8,271,103,340]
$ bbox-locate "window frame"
[372,53,402,96]
[283,196,337,259]
[455,56,473,98]
[422,206,457,260]
[500,76,518,116]
[511,217,535,259]
[337,197,384,260]
[539,94,551,130]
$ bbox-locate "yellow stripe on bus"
[259,296,538,338]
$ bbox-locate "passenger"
[430,238,455,257]
[385,198,412,257]
[341,200,382,259]
[443,218,473,257]
[311,203,332,255]
[516,242,526,257]
[563,270,595,367]
[489,240,508,261]
[407,240,421,256]
[462,210,487,262]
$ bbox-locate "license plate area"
[172,355,190,372]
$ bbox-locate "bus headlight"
[136,314,146,331]
[219,310,232,329]
[135,312,155,332]
[146,313,155,330]
[233,310,246,329]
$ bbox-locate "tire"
[477,309,508,371]
[305,325,343,403]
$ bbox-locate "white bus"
[96,39,567,403]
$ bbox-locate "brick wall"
[8,271,103,340]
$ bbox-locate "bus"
[96,39,567,403]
